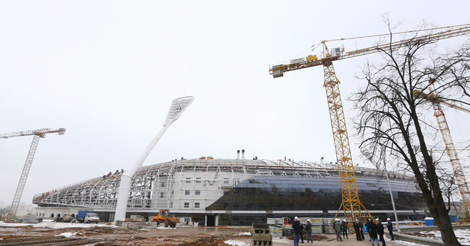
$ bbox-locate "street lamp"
[383,162,401,232]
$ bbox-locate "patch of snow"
[225,240,249,246]
[0,221,116,229]
[236,232,251,236]
[412,229,470,244]
[272,238,290,243]
[0,221,32,227]
[394,240,428,246]
[57,232,76,238]
[34,221,113,229]
[155,226,176,230]
[454,229,470,243]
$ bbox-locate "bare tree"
[352,22,470,246]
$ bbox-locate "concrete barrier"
[250,224,272,246]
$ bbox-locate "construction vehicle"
[62,214,76,222]
[414,82,470,219]
[0,128,66,217]
[0,211,17,222]
[150,209,180,227]
[269,24,470,218]
[76,210,100,223]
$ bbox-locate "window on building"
[186,178,191,183]
[224,190,229,195]
[184,202,189,208]
[196,177,201,183]
[161,182,165,187]
[195,202,200,208]
[185,190,190,195]
[160,192,164,198]
[224,178,229,184]
[170,202,173,208]
[195,190,201,195]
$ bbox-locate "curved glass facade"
[207,175,425,211]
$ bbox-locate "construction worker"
[377,219,386,246]
[341,219,349,239]
[334,218,343,241]
[387,218,395,240]
[292,216,301,246]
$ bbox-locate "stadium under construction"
[31,153,429,226]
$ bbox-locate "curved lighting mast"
[269,24,470,219]
[114,96,194,222]
[0,128,66,216]
[414,83,470,218]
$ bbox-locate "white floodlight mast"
[114,96,194,222]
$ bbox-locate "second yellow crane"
[270,24,470,218]
[414,83,470,219]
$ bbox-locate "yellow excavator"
[150,209,180,228]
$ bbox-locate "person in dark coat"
[292,216,301,246]
[353,219,361,241]
[358,220,365,240]
[387,218,395,240]
[341,219,349,239]
[306,219,313,243]
[377,219,386,246]
[299,222,304,243]
[366,219,379,246]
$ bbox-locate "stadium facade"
[32,157,427,225]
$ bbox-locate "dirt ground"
[0,224,417,246]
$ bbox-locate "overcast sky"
[1,1,470,206]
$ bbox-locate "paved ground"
[269,234,411,246]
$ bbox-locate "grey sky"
[1,1,470,206]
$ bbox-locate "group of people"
[291,216,313,246]
[291,216,395,246]
[358,218,395,246]
[333,218,349,241]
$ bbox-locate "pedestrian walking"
[292,217,301,246]
[366,218,379,246]
[334,218,343,241]
[353,219,361,241]
[306,219,313,243]
[377,219,386,246]
[387,218,395,241]
[341,219,349,239]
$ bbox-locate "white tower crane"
[0,128,66,215]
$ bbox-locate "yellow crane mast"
[414,85,470,218]
[269,24,470,218]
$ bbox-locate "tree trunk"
[419,175,461,245]
[435,213,460,245]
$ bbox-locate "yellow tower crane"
[269,24,470,218]
[414,84,470,218]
